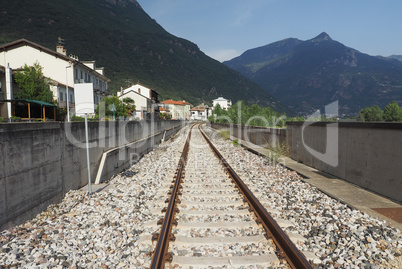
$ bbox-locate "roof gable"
[190,107,205,111]
[122,83,159,95]
[0,39,73,62]
[119,89,150,100]
[0,39,111,82]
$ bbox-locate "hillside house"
[117,83,159,120]
[160,100,191,120]
[0,39,110,119]
[190,103,211,121]
[159,107,171,119]
[212,96,232,110]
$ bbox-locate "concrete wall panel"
[287,122,402,203]
[211,122,402,202]
[0,120,184,230]
[210,123,286,149]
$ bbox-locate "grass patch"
[230,139,239,146]
[218,130,231,140]
[266,141,290,164]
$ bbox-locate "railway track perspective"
[1,123,400,268]
[151,124,312,268]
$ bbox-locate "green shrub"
[230,139,239,146]
[71,115,85,122]
[266,142,290,164]
[10,116,21,122]
[89,115,99,121]
[0,117,4,122]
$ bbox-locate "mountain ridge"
[224,32,402,115]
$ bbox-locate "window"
[80,70,83,79]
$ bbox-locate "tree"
[244,104,262,126]
[14,62,54,103]
[383,101,402,122]
[95,96,126,118]
[357,105,383,122]
[227,100,246,125]
[159,112,171,120]
[357,107,369,121]
[122,97,136,117]
[210,104,228,123]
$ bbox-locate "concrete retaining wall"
[287,122,402,203]
[210,122,402,203]
[210,123,286,146]
[0,120,184,230]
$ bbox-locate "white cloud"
[205,49,240,62]
[232,6,253,26]
[231,0,274,26]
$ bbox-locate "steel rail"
[199,125,312,269]
[150,124,194,269]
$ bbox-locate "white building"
[190,103,211,121]
[0,39,110,118]
[117,83,159,120]
[212,97,232,110]
[160,100,191,120]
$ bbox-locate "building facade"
[117,83,159,120]
[160,100,191,120]
[0,39,110,118]
[212,97,232,110]
[190,103,211,121]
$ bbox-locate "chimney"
[56,45,67,56]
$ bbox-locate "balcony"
[58,101,75,109]
[75,79,87,84]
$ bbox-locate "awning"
[11,99,57,107]
[2,99,57,121]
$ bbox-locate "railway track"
[151,124,312,268]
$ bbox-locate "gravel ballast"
[1,125,401,268]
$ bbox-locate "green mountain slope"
[224,32,402,116]
[0,0,287,111]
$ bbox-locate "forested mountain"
[224,32,402,115]
[0,0,288,111]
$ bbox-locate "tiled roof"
[159,107,170,112]
[190,107,205,111]
[161,99,191,106]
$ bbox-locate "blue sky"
[137,0,402,62]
